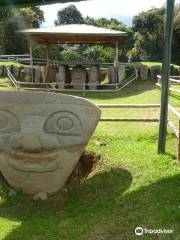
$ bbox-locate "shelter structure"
[18,24,133,91]
[20,24,127,68]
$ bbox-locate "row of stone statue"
[0,64,127,90]
[137,64,180,81]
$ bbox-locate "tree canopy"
[55,5,84,25]
[128,4,180,64]
[0,6,44,54]
[0,0,85,7]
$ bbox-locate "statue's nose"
[10,134,58,153]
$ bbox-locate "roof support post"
[45,43,50,68]
[158,0,175,154]
[114,40,119,66]
[29,36,34,82]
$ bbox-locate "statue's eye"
[45,112,82,136]
[0,110,20,134]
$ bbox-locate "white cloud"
[40,0,180,27]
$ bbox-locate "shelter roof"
[20,24,127,44]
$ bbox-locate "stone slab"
[140,65,148,80]
[117,65,126,83]
[0,66,4,76]
[0,90,101,197]
[24,67,33,82]
[108,66,117,84]
[34,66,41,83]
[71,66,86,90]
[88,66,100,90]
[56,66,65,89]
[150,65,162,81]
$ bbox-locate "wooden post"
[178,120,180,162]
[158,0,175,154]
[29,36,34,82]
[114,40,119,66]
[45,44,50,68]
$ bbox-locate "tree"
[0,7,44,54]
[131,7,165,61]
[172,4,180,64]
[84,16,133,62]
[55,5,84,25]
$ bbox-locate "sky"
[40,0,180,27]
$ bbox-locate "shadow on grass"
[170,93,180,101]
[0,169,179,240]
[58,80,157,101]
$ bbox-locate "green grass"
[134,61,180,68]
[0,62,23,67]
[0,79,180,240]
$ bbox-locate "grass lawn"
[134,61,180,68]
[0,78,180,240]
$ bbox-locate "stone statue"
[140,65,148,80]
[88,66,100,90]
[24,67,33,82]
[13,66,20,79]
[150,65,162,81]
[71,66,86,90]
[117,65,126,83]
[34,66,41,83]
[56,66,65,89]
[0,91,101,200]
[108,66,116,84]
[0,66,4,76]
[41,66,48,83]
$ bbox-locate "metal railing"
[156,75,180,94]
[0,54,30,63]
[6,67,20,90]
[168,104,180,161]
[4,62,137,93]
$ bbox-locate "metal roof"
[20,24,127,44]
[21,24,127,36]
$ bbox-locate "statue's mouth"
[7,150,60,172]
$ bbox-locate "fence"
[6,63,138,93]
[97,104,160,122]
[156,75,180,94]
[5,67,180,161]
[168,104,180,161]
[0,54,30,63]
[97,103,180,162]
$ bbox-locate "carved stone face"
[0,91,101,195]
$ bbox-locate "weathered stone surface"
[56,66,65,89]
[99,68,107,82]
[108,66,116,84]
[46,66,57,83]
[0,91,101,196]
[170,65,175,76]
[24,67,33,82]
[13,66,20,78]
[71,66,86,90]
[64,65,72,84]
[117,65,126,83]
[41,66,48,83]
[150,65,162,81]
[0,66,4,76]
[34,66,41,83]
[140,65,148,80]
[88,66,100,90]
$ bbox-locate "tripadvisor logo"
[135,227,173,236]
[135,227,143,236]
